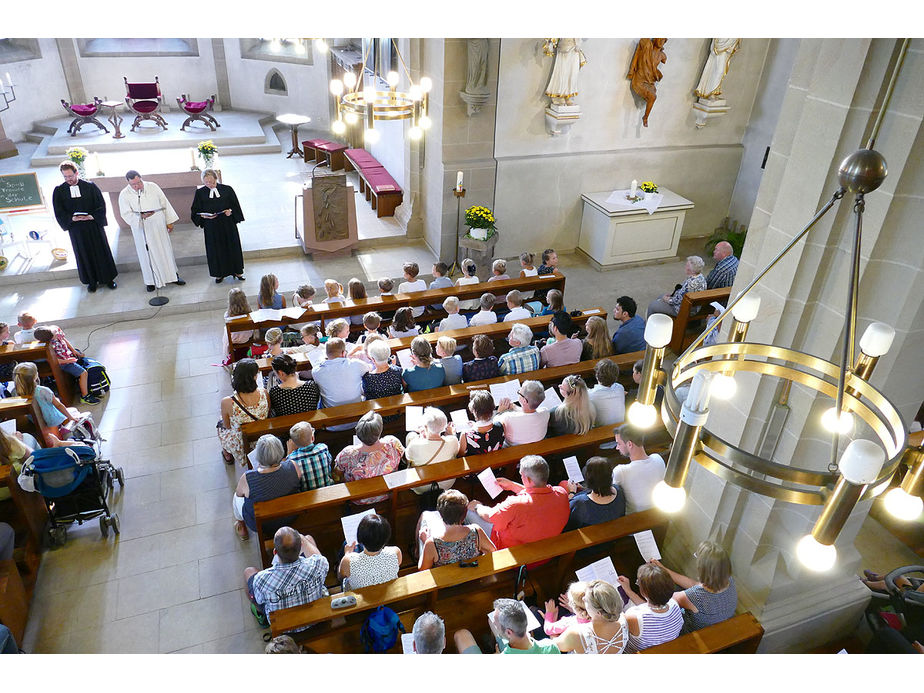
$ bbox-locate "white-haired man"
[497,323,540,375]
[412,611,446,654]
[495,379,550,446]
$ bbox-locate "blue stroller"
[20,445,125,546]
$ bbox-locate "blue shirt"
[612,315,647,354]
[429,276,454,309]
[706,255,739,290]
[403,363,446,392]
[312,357,372,430]
[439,355,463,385]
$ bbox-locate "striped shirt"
[287,443,333,492]
[683,578,738,633]
[706,254,739,289]
[498,345,540,375]
[625,599,684,652]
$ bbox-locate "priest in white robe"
[118,170,185,290]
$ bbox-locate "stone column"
[56,38,85,105]
[211,39,232,111]
[663,38,924,652]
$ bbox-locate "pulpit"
[298,173,358,257]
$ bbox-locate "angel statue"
[627,38,668,127]
[543,38,587,106]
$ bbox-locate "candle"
[630,179,637,197]
[456,171,463,192]
[4,72,9,86]
[191,148,197,167]
[94,152,101,173]
[0,77,4,90]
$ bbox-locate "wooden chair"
[668,286,732,354]
[176,94,219,131]
[124,76,167,131]
[60,97,109,136]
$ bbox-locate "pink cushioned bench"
[344,148,381,172]
[362,169,403,218]
[302,139,347,170]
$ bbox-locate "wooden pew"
[269,509,669,641]
[243,352,643,446]
[641,612,764,654]
[253,422,625,568]
[0,342,75,405]
[668,287,732,354]
[224,271,567,356]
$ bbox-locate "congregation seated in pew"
[498,323,540,375]
[268,354,319,417]
[402,337,445,392]
[540,311,582,368]
[469,293,500,327]
[417,489,496,569]
[462,334,500,382]
[332,412,404,505]
[405,407,460,494]
[219,359,269,466]
[233,434,300,541]
[285,421,332,492]
[435,336,463,385]
[548,374,596,437]
[338,513,402,590]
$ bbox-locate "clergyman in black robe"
[51,163,118,292]
[190,172,245,283]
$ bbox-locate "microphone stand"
[138,189,168,307]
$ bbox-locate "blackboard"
[0,172,45,212]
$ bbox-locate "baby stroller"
[19,444,125,547]
[863,565,924,653]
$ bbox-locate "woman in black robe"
[51,162,118,292]
[190,169,245,283]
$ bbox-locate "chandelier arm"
[392,38,413,82]
[867,38,910,150]
[678,188,846,363]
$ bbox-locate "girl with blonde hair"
[323,278,345,305]
[550,374,596,436]
[553,579,628,654]
[13,362,85,445]
[582,316,614,360]
[257,274,285,310]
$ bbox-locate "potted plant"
[464,205,497,241]
[197,140,218,169]
[639,181,659,199]
[65,146,89,178]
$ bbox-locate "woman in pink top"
[333,412,405,505]
[541,581,591,636]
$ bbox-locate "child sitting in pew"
[377,277,396,320]
[398,262,427,318]
[462,334,500,382]
[284,324,320,354]
[469,293,499,328]
[456,258,481,314]
[325,319,351,343]
[33,325,101,405]
[258,274,286,309]
[13,362,91,444]
[292,284,316,309]
[13,312,37,345]
[488,258,510,282]
[437,296,468,332]
[388,307,419,339]
[435,336,463,385]
[503,290,532,322]
[323,279,346,306]
[347,278,367,325]
[429,262,454,310]
[0,322,11,346]
[457,389,504,455]
[358,312,384,345]
[535,248,559,304]
[223,288,255,361]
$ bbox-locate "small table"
[100,100,125,139]
[277,113,312,159]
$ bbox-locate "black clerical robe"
[51,179,118,285]
[190,183,245,278]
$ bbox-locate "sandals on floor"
[222,449,235,465]
[235,520,249,541]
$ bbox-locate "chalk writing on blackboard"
[0,173,45,212]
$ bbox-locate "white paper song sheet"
[247,447,260,468]
[575,556,620,586]
[281,307,307,320]
[541,386,562,410]
[489,601,540,634]
[396,348,414,370]
[477,467,504,499]
[401,632,416,654]
[633,530,662,561]
[383,467,421,489]
[563,456,584,483]
[249,308,283,323]
[0,418,15,435]
[307,347,326,368]
[489,379,520,406]
[405,405,424,432]
[341,508,377,545]
[450,409,472,432]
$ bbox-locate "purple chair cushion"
[182,101,209,113]
[132,100,160,114]
[127,83,160,99]
[317,142,346,152]
[70,104,98,116]
[303,139,326,148]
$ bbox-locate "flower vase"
[75,163,86,179]
[201,155,214,171]
[470,227,488,241]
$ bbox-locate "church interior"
[0,21,922,667]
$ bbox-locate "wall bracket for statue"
[627,38,667,128]
[543,38,586,136]
[692,39,740,128]
[460,38,491,117]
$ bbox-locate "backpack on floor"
[359,606,405,653]
[81,357,111,397]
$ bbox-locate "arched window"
[265,69,288,96]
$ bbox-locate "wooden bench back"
[641,612,764,653]
[669,287,732,354]
[0,342,75,405]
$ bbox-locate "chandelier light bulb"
[315,39,328,54]
[344,112,359,125]
[386,71,400,88]
[731,294,761,323]
[408,125,422,140]
[269,39,282,53]
[364,128,380,144]
[883,487,924,521]
[331,119,346,135]
[343,72,357,89]
[710,373,737,400]
[643,313,673,348]
[294,40,307,55]
[651,481,687,513]
[363,87,377,104]
[418,115,432,130]
[329,79,344,96]
[419,76,433,93]
[821,407,854,435]
[859,322,895,357]
[409,84,423,101]
[796,535,837,572]
[627,402,657,429]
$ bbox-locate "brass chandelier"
[630,39,921,571]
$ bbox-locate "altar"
[577,187,694,269]
[90,170,213,230]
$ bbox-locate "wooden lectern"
[299,173,358,257]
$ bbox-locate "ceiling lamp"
[633,39,919,571]
[327,39,431,139]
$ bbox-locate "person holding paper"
[617,563,684,652]
[417,490,495,570]
[232,435,299,541]
[51,161,118,292]
[497,323,540,376]
[405,408,460,495]
[564,457,625,531]
[190,168,245,283]
[549,375,596,437]
[218,359,269,466]
[338,514,402,590]
[467,455,568,550]
[552,580,628,654]
[454,598,560,654]
[650,540,738,633]
[333,412,405,505]
[495,380,550,446]
[612,424,666,514]
[402,337,446,393]
[458,390,505,456]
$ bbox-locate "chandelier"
[630,39,921,572]
[322,39,432,144]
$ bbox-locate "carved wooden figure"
[627,38,668,127]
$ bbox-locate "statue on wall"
[692,38,741,128]
[460,38,491,116]
[543,38,587,106]
[694,38,741,99]
[627,38,668,127]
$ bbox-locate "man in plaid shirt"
[244,527,329,628]
[285,421,333,492]
[498,323,540,376]
[706,241,739,289]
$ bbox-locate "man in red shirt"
[467,455,569,550]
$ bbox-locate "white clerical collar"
[209,187,220,199]
[70,185,81,198]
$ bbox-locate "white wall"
[0,39,70,142]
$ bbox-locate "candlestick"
[94,152,103,176]
[190,147,199,171]
[630,179,638,197]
